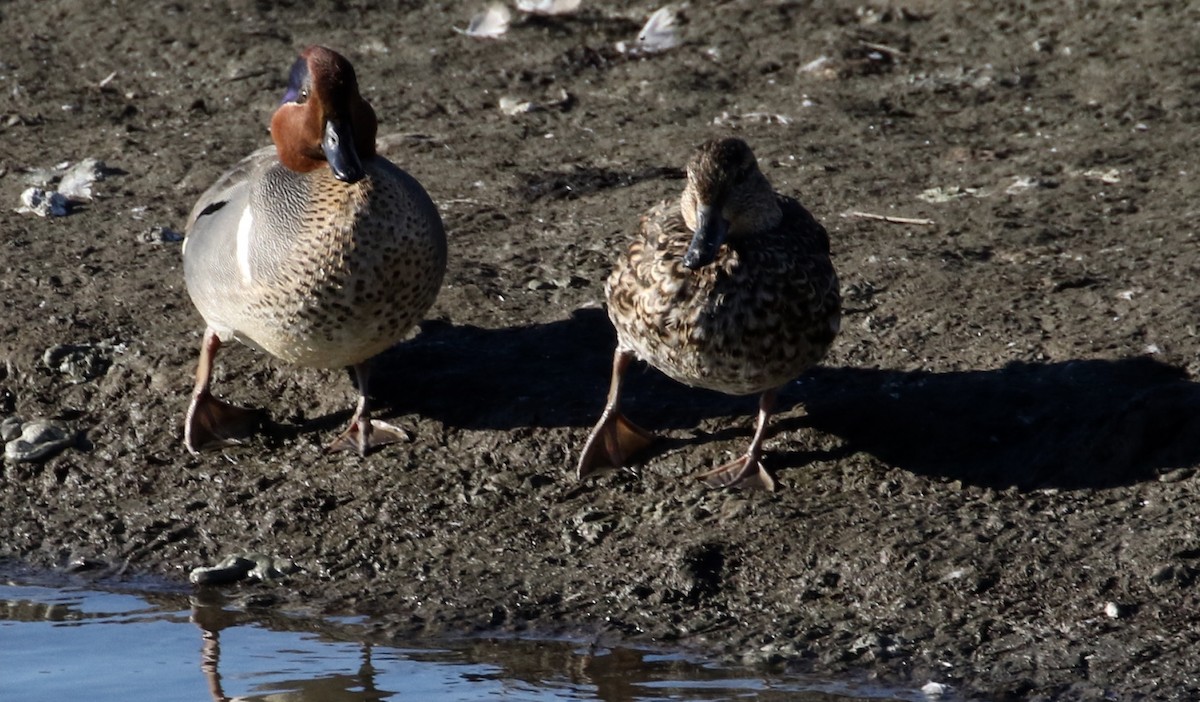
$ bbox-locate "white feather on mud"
[617,6,680,55]
[14,158,112,217]
[56,158,107,200]
[712,111,793,127]
[499,89,571,116]
[16,188,69,217]
[457,3,511,38]
[515,0,581,16]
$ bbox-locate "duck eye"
[298,88,310,104]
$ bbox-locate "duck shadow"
[777,357,1200,490]
[370,308,749,432]
[371,309,1200,490]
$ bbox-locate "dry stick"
[845,211,935,226]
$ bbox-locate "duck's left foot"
[326,419,409,456]
[696,456,776,492]
[185,392,267,454]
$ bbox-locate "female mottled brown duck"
[578,137,841,490]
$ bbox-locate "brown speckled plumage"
[578,137,841,490]
[182,46,446,456]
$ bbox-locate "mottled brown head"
[680,137,782,269]
[269,46,378,183]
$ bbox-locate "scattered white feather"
[15,158,113,216]
[712,111,792,127]
[56,158,107,201]
[1005,175,1039,195]
[516,0,581,16]
[457,4,511,38]
[1082,167,1121,184]
[918,185,980,203]
[626,6,679,54]
[800,55,833,73]
[16,187,69,217]
[499,97,537,116]
[499,89,572,116]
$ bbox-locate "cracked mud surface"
[2,2,1200,699]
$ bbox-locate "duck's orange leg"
[577,350,656,479]
[184,329,267,454]
[695,388,778,492]
[326,362,408,457]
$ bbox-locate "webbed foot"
[577,411,656,478]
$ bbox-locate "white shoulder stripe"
[235,208,255,284]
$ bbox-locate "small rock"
[1158,467,1193,483]
[1104,601,1122,619]
[515,0,580,16]
[0,416,22,442]
[921,681,949,697]
[42,343,112,384]
[1147,563,1194,588]
[572,509,614,545]
[458,4,510,38]
[190,553,299,585]
[250,556,298,582]
[4,419,76,463]
[67,555,108,572]
[190,555,257,585]
[141,226,184,244]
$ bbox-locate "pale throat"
[680,183,783,236]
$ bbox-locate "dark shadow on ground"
[373,310,1200,490]
[781,358,1200,490]
[372,308,749,431]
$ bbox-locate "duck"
[182,46,447,456]
[577,137,841,491]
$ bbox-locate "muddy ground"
[2,1,1200,699]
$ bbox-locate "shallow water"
[1,577,913,702]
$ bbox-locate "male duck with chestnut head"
[182,46,447,456]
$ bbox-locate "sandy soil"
[3,1,1200,699]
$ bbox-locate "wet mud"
[2,1,1200,699]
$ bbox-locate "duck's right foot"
[695,455,777,492]
[577,411,656,479]
[326,418,409,457]
[184,392,267,454]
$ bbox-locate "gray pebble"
[42,343,112,384]
[1158,468,1194,483]
[141,226,184,244]
[4,419,76,463]
[190,553,299,586]
[190,555,257,585]
[0,416,22,442]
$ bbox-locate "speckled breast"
[239,161,447,368]
[608,214,840,396]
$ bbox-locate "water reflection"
[194,601,388,702]
[2,578,909,702]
